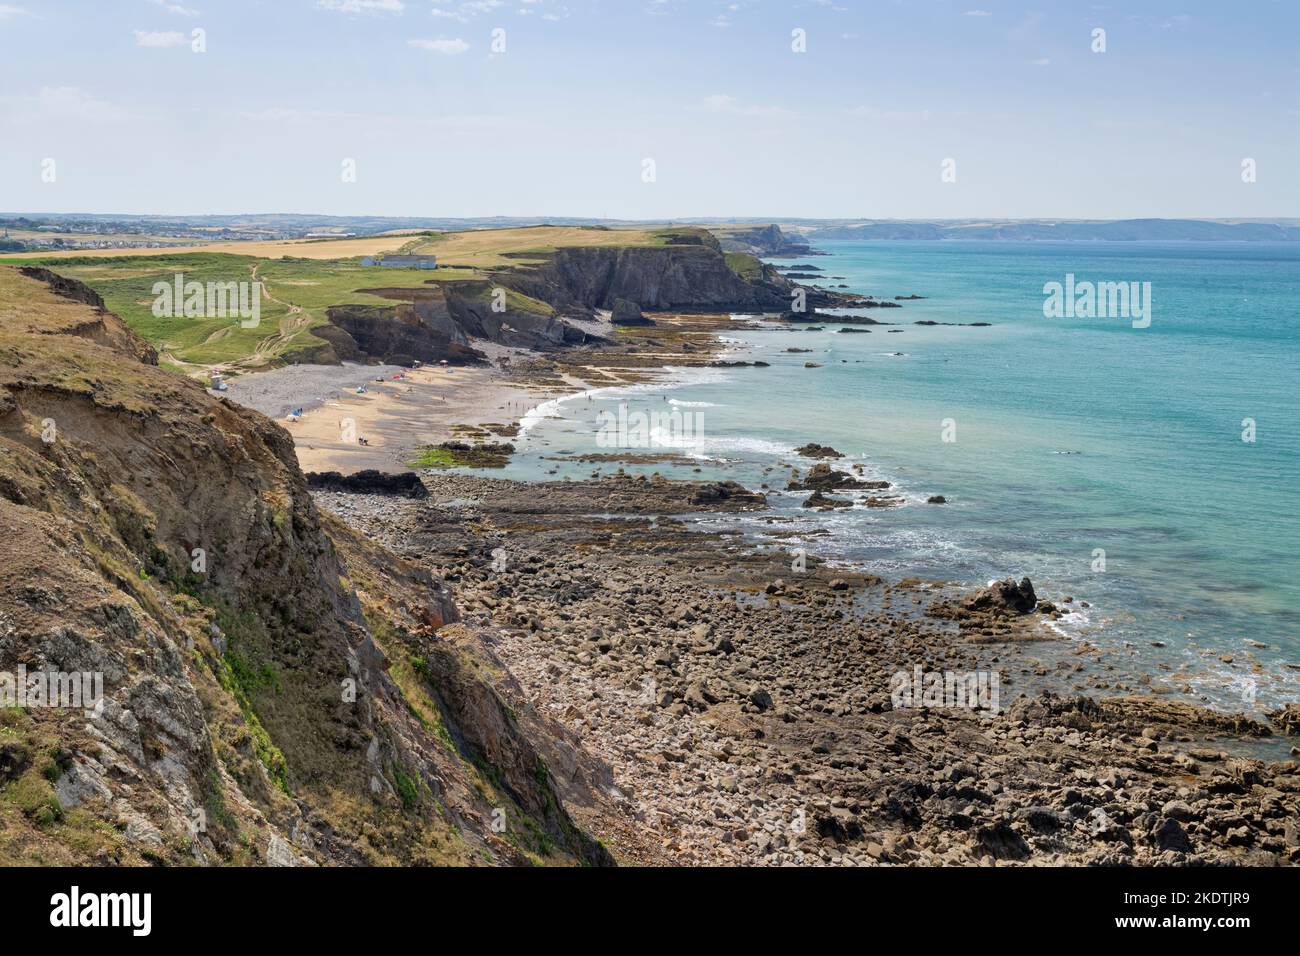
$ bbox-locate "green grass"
[494,286,555,317]
[392,765,421,810]
[207,609,290,795]
[4,771,63,826]
[27,252,487,370]
[724,252,764,280]
[403,224,711,269]
[30,253,289,366]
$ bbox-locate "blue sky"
[2,0,1297,219]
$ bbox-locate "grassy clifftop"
[404,224,702,269]
[2,224,794,376]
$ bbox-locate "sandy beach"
[218,315,736,473]
[217,347,577,473]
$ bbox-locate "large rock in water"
[787,462,882,492]
[610,298,654,326]
[963,577,1038,615]
[793,443,843,459]
[689,481,765,507]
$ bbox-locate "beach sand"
[272,359,575,473]
[218,314,736,474]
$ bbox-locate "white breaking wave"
[517,393,581,435]
[517,365,729,437]
[691,435,797,457]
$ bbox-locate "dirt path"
[250,263,316,359]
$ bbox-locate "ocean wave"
[517,394,575,435]
[517,366,731,436]
[697,435,797,457]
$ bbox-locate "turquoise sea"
[493,240,1300,714]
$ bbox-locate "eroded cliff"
[495,230,801,314]
[0,265,611,866]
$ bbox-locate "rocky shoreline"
[315,473,1300,866]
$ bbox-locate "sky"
[1,0,1298,219]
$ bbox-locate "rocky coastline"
[315,473,1300,866]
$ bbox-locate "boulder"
[962,577,1038,615]
[689,481,765,507]
[1153,817,1193,853]
[801,490,853,510]
[793,443,843,459]
[787,462,872,492]
[974,821,1031,861]
[610,298,654,326]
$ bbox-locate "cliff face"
[317,233,855,362]
[500,242,796,314]
[324,297,487,366]
[0,265,611,866]
[325,282,601,364]
[444,281,601,350]
[716,224,815,258]
[316,228,839,364]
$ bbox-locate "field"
[0,224,696,265]
[26,252,470,373]
[3,232,424,261]
[402,224,688,269]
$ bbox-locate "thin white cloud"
[318,0,404,13]
[430,0,502,21]
[1031,57,1050,66]
[134,29,188,47]
[963,9,992,16]
[0,86,134,123]
[409,37,470,53]
[0,4,31,20]
[148,0,199,15]
[701,93,793,118]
